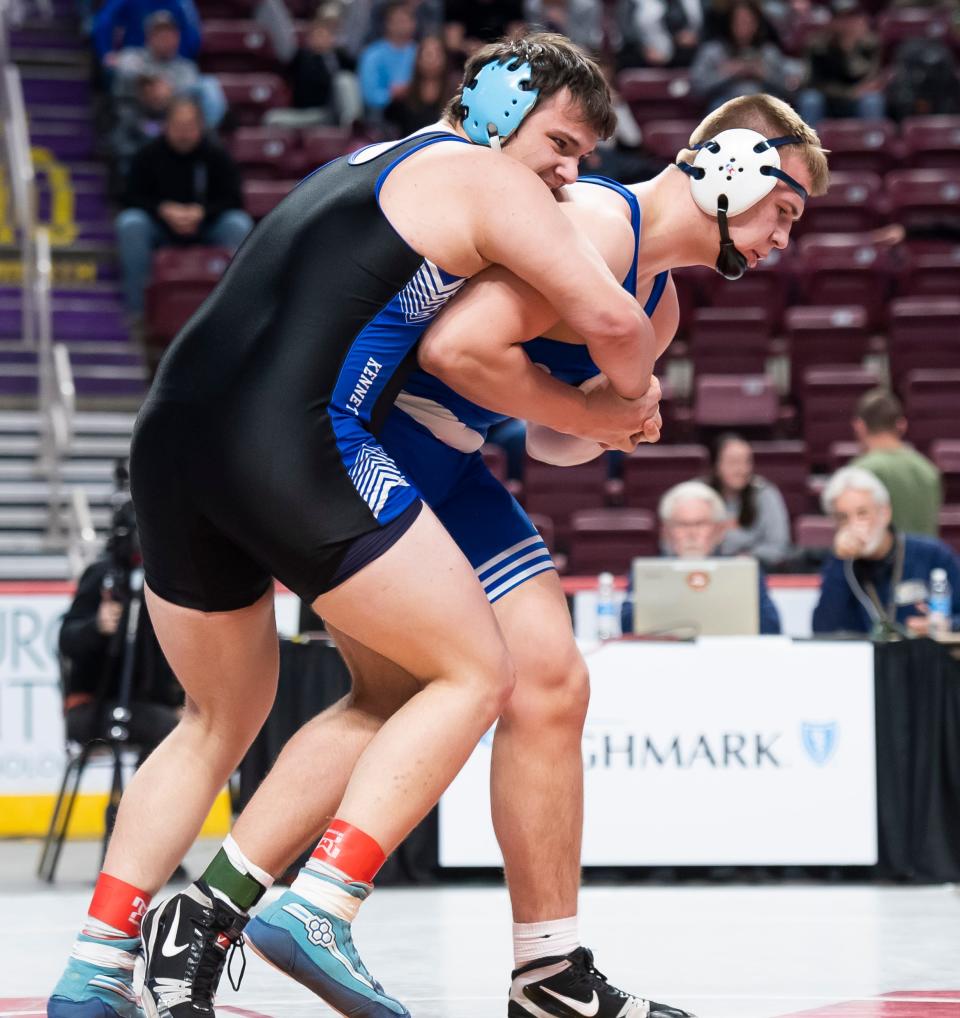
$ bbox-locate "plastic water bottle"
[928,568,952,638]
[596,571,620,641]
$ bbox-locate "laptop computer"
[630,557,760,637]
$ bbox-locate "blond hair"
[677,94,830,197]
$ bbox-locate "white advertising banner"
[440,638,878,867]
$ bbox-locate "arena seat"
[816,119,899,176]
[794,514,835,550]
[566,508,657,574]
[751,440,812,519]
[799,366,880,468]
[144,247,232,344]
[797,233,895,328]
[522,455,610,548]
[885,169,960,234]
[230,126,301,179]
[200,21,278,73]
[877,7,953,60]
[901,370,960,454]
[902,116,960,170]
[243,179,296,219]
[930,440,960,504]
[888,297,960,379]
[638,119,697,161]
[939,506,960,555]
[785,305,871,396]
[794,171,885,236]
[700,247,793,331]
[687,306,771,376]
[215,73,290,126]
[616,69,698,124]
[301,127,356,168]
[827,440,861,473]
[896,242,960,297]
[693,374,779,429]
[621,443,709,513]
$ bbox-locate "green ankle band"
[202,848,266,912]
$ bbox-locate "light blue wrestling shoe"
[48,933,142,1018]
[245,883,410,1017]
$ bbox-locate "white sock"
[290,868,364,922]
[223,834,275,889]
[513,915,579,968]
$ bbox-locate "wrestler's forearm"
[581,306,657,400]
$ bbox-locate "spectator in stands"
[621,0,704,69]
[110,71,172,185]
[112,12,226,140]
[445,0,526,59]
[850,388,942,537]
[706,432,792,569]
[93,0,202,64]
[265,5,363,128]
[813,466,960,636]
[59,514,182,757]
[115,97,253,315]
[689,0,806,111]
[384,36,454,135]
[357,2,418,117]
[623,480,782,633]
[795,0,885,126]
[526,0,604,53]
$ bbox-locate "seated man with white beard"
[812,466,960,637]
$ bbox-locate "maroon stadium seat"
[886,169,960,234]
[243,178,296,219]
[615,69,698,124]
[800,366,880,468]
[694,374,778,429]
[897,242,960,297]
[522,455,610,548]
[816,119,899,176]
[621,443,709,513]
[639,119,697,161]
[903,116,960,170]
[751,440,812,518]
[700,246,793,331]
[827,440,861,473]
[301,127,356,168]
[145,247,232,344]
[939,506,960,555]
[781,4,831,55]
[888,297,960,380]
[878,7,953,60]
[901,370,960,454]
[796,233,895,328]
[794,171,885,236]
[785,305,871,396]
[200,20,277,72]
[930,440,960,504]
[687,306,770,375]
[794,514,835,550]
[230,126,301,179]
[566,508,658,574]
[216,73,289,126]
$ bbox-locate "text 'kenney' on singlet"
[144,129,474,531]
[393,175,669,454]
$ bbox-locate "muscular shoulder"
[559,201,636,283]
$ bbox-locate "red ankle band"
[311,819,386,884]
[88,873,151,937]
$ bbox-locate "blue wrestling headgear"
[676,128,808,281]
[460,58,540,150]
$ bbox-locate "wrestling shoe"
[245,885,410,1017]
[140,881,247,1018]
[47,933,142,1018]
[508,946,695,1018]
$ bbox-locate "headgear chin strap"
[460,58,540,149]
[676,128,808,280]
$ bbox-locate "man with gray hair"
[812,466,960,636]
[622,479,782,633]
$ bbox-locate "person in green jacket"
[852,388,942,536]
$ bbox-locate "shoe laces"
[341,925,384,994]
[569,948,632,1001]
[189,907,247,1009]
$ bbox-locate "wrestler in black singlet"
[130,131,469,611]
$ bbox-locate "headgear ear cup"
[460,58,540,147]
[675,128,809,278]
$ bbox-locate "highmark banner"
[440,638,877,867]
[0,583,300,837]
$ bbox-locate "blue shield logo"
[802,722,838,765]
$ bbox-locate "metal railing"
[1,3,86,569]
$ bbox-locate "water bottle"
[596,571,620,641]
[928,568,952,638]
